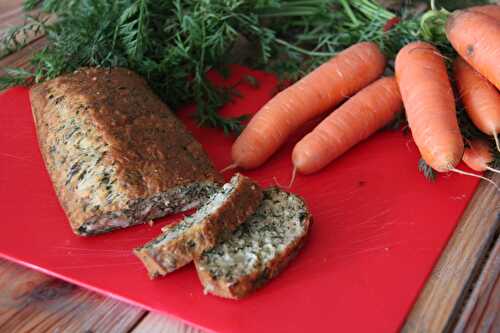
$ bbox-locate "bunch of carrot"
[225,4,500,187]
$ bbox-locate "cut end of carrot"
[220,163,238,173]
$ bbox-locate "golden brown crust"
[134,174,263,278]
[196,215,312,299]
[29,67,223,235]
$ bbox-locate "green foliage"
[0,68,34,89]
[2,0,278,130]
[115,0,149,61]
[0,15,47,59]
[0,1,444,101]
[0,0,495,164]
[3,0,411,128]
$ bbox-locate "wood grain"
[454,236,499,333]
[0,36,45,74]
[0,0,24,34]
[403,173,500,333]
[0,0,45,59]
[132,312,205,333]
[0,259,146,333]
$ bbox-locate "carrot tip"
[493,132,500,153]
[288,167,297,189]
[485,166,500,175]
[272,167,297,190]
[450,167,499,191]
[272,176,285,188]
[220,163,238,173]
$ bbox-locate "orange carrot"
[469,4,500,20]
[446,10,500,90]
[395,41,464,172]
[230,42,386,169]
[462,139,499,173]
[292,77,402,174]
[453,57,500,151]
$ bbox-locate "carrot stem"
[450,168,499,191]
[275,38,335,57]
[339,0,360,26]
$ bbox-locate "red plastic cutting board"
[0,65,479,333]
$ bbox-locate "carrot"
[453,57,500,151]
[462,139,499,173]
[446,10,500,90]
[461,139,500,190]
[395,41,464,172]
[469,4,500,20]
[230,42,386,170]
[292,77,402,174]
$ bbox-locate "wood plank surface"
[0,258,204,333]
[0,1,499,332]
[132,312,204,333]
[402,173,500,333]
[0,36,45,75]
[0,0,24,30]
[0,0,44,58]
[0,259,146,333]
[454,236,500,333]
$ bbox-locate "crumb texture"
[134,174,263,278]
[196,188,310,298]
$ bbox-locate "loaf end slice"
[194,188,312,299]
[134,173,263,278]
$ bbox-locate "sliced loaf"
[194,188,312,299]
[134,173,262,278]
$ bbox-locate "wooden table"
[0,2,498,332]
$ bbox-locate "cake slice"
[134,174,262,278]
[194,188,312,299]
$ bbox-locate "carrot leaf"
[0,0,492,139]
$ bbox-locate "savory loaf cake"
[134,173,262,278]
[29,67,223,236]
[194,188,312,299]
